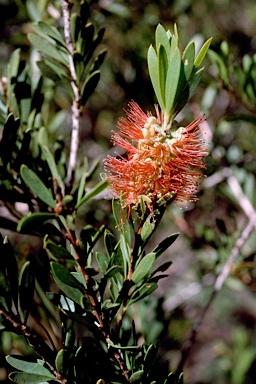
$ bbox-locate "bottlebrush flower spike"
[104,101,208,210]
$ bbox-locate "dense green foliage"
[0,1,256,384]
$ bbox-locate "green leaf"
[96,252,109,272]
[42,146,63,190]
[165,47,181,116]
[129,282,158,305]
[19,261,35,323]
[152,233,179,258]
[81,70,101,106]
[28,33,68,66]
[147,45,164,110]
[20,165,56,208]
[104,265,122,279]
[50,262,84,306]
[194,37,212,67]
[55,349,67,375]
[70,14,81,44]
[45,240,73,260]
[37,59,69,81]
[7,48,21,80]
[34,21,65,46]
[140,216,156,243]
[90,49,107,73]
[182,41,195,80]
[6,356,55,377]
[158,44,168,107]
[75,179,108,209]
[9,372,55,383]
[17,213,60,236]
[151,261,173,276]
[155,24,170,62]
[73,51,84,83]
[130,370,144,382]
[132,253,156,284]
[36,61,60,81]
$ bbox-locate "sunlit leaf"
[51,262,84,306]
[132,253,155,284]
[28,33,68,66]
[75,179,108,209]
[194,37,212,67]
[148,45,164,110]
[182,41,195,80]
[165,47,181,116]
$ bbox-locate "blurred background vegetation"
[1,0,256,383]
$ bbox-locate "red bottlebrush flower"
[104,101,208,210]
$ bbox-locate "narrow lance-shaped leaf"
[20,164,56,208]
[6,356,55,378]
[194,37,212,67]
[34,21,65,46]
[165,47,181,117]
[75,179,108,209]
[42,146,63,191]
[17,213,60,236]
[130,370,144,383]
[70,14,81,44]
[182,41,195,80]
[132,253,156,284]
[28,34,68,66]
[147,45,165,110]
[152,233,179,258]
[50,262,84,306]
[155,24,171,65]
[81,70,101,106]
[158,44,168,108]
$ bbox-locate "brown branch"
[0,309,66,383]
[65,228,131,382]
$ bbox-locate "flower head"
[104,101,208,210]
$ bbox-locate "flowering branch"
[62,0,81,189]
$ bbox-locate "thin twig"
[61,0,81,189]
[0,309,66,383]
[176,210,256,374]
[65,228,131,382]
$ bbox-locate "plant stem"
[61,0,81,190]
[65,228,131,382]
[0,309,66,383]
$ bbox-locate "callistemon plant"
[1,10,212,383]
[104,25,211,212]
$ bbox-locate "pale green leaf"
[147,45,165,110]
[194,37,212,67]
[132,253,156,284]
[165,47,181,116]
